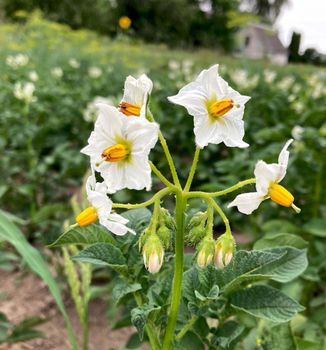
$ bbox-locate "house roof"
[247,24,287,54]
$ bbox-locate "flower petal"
[228,192,265,215]
[254,160,282,194]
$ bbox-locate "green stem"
[82,314,89,350]
[150,161,174,188]
[134,292,161,350]
[175,315,198,341]
[162,191,186,350]
[185,178,256,199]
[208,198,231,236]
[184,146,200,192]
[158,131,181,188]
[112,187,174,209]
[147,110,181,189]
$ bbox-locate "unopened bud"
[142,234,164,274]
[196,236,215,268]
[159,208,175,230]
[187,212,207,230]
[214,233,235,268]
[186,212,207,246]
[157,225,172,249]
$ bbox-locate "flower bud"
[157,225,172,249]
[142,234,164,274]
[196,236,215,268]
[214,233,236,268]
[185,212,207,246]
[159,208,175,230]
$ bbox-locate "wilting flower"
[214,233,235,268]
[51,67,63,78]
[28,71,39,82]
[118,74,153,118]
[14,82,36,104]
[196,236,215,268]
[75,171,135,235]
[69,58,80,69]
[168,64,250,148]
[6,54,29,69]
[119,16,132,30]
[142,233,164,274]
[228,139,301,214]
[88,66,102,78]
[81,104,159,193]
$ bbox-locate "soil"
[0,270,148,350]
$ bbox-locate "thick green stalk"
[162,191,186,350]
[184,146,200,192]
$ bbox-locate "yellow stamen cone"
[118,102,141,116]
[208,98,236,118]
[102,143,129,162]
[76,207,98,227]
[269,182,301,212]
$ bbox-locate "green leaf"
[0,211,77,349]
[175,331,205,350]
[131,304,160,340]
[254,233,308,250]
[231,285,305,322]
[112,280,142,304]
[264,322,297,350]
[121,208,152,233]
[72,243,127,274]
[49,224,116,247]
[262,219,299,234]
[303,219,326,237]
[263,247,308,283]
[211,320,245,348]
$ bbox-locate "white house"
[238,23,288,65]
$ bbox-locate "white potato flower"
[81,104,159,193]
[14,82,36,104]
[6,54,29,69]
[76,172,135,235]
[118,74,153,118]
[228,139,301,215]
[88,66,102,78]
[168,64,250,148]
[28,71,39,82]
[51,67,63,78]
[69,58,80,69]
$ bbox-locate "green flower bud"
[187,211,207,230]
[159,208,175,230]
[157,225,172,249]
[186,224,206,246]
[214,233,236,268]
[142,233,164,274]
[138,227,151,251]
[196,236,215,268]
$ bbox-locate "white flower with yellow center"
[75,172,135,235]
[228,139,301,215]
[118,74,153,118]
[168,64,250,149]
[81,104,159,193]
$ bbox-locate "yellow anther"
[118,101,141,116]
[269,183,294,207]
[208,98,235,118]
[76,207,98,227]
[119,16,132,30]
[102,143,129,162]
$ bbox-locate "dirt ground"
[0,270,148,350]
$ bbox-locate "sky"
[276,0,326,54]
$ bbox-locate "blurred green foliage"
[0,12,325,245]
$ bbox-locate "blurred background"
[0,0,325,348]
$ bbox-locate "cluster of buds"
[196,232,235,269]
[139,207,175,274]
